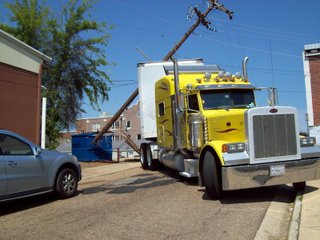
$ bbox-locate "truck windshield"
[200,89,255,110]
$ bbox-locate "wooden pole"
[93,0,232,144]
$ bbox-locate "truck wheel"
[202,150,222,199]
[146,143,159,171]
[293,181,306,192]
[55,168,78,199]
[140,143,148,169]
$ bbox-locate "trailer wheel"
[202,150,222,199]
[293,181,306,192]
[140,143,148,169]
[146,143,159,171]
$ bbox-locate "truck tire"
[202,150,222,199]
[293,181,306,192]
[146,143,159,171]
[55,168,78,199]
[140,143,148,169]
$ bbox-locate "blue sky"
[1,0,320,131]
[91,0,320,132]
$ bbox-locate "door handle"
[6,161,17,167]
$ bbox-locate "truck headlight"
[222,142,246,153]
[300,137,316,147]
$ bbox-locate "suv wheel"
[55,168,78,199]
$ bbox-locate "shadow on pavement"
[200,184,298,204]
[0,193,57,216]
[302,184,319,195]
[161,168,297,204]
[81,173,177,195]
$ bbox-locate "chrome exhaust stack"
[242,57,249,81]
[171,57,185,150]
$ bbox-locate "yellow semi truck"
[138,58,320,199]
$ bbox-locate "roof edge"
[0,29,52,62]
[304,43,320,51]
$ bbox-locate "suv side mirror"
[34,148,42,156]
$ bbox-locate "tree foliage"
[1,0,112,149]
[0,0,49,50]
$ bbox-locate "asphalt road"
[0,162,296,240]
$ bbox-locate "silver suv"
[0,130,82,202]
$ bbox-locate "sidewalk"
[298,180,320,240]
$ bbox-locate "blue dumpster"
[72,132,112,162]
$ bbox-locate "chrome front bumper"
[222,158,320,191]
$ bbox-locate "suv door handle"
[6,161,17,167]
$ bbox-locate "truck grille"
[253,114,297,159]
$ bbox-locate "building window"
[137,134,141,140]
[112,121,120,129]
[92,123,101,132]
[113,135,120,141]
[126,121,131,129]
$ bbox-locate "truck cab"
[138,59,320,199]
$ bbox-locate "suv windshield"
[200,89,255,110]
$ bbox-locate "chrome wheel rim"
[62,173,76,193]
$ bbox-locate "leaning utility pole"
[93,0,233,143]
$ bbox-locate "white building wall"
[0,30,51,73]
[310,126,320,146]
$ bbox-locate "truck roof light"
[225,72,232,79]
[235,72,242,79]
[204,72,211,82]
[218,71,225,78]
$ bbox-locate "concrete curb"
[287,191,303,240]
[254,187,294,240]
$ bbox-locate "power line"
[209,17,320,42]
[194,32,301,58]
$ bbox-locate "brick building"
[303,43,320,141]
[58,102,142,158]
[75,102,141,141]
[0,30,51,144]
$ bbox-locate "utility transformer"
[138,58,320,199]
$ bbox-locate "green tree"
[1,0,112,149]
[43,0,112,148]
[0,0,49,50]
